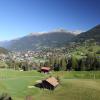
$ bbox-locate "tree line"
[44,53,100,71]
[1,52,100,71]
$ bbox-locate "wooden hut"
[41,67,51,73]
[42,77,59,90]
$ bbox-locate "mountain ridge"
[0,25,100,51]
[0,30,75,51]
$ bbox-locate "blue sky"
[0,0,100,41]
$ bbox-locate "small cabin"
[35,76,59,90]
[42,77,59,90]
[40,67,51,73]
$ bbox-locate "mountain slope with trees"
[74,24,100,42]
[0,47,8,54]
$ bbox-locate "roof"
[45,77,59,87]
[41,67,50,71]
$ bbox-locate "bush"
[88,48,93,52]
[96,50,100,54]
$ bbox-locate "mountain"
[0,41,12,48]
[0,47,8,54]
[1,25,99,51]
[0,29,75,51]
[74,24,100,42]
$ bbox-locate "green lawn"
[0,69,100,100]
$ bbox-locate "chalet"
[42,77,59,90]
[40,67,51,73]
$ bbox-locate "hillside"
[0,30,75,51]
[74,24,100,42]
[0,47,8,54]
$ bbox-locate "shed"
[41,67,51,73]
[42,77,59,90]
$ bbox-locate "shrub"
[96,50,100,54]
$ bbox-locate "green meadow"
[0,69,100,100]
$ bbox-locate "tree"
[85,53,98,71]
[60,56,67,71]
[53,63,60,71]
[78,58,86,71]
[66,58,72,71]
[21,61,28,71]
[71,55,78,70]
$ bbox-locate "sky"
[0,0,100,41]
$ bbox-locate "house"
[40,67,51,73]
[35,76,59,90]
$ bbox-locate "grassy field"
[0,69,100,100]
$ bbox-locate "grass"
[0,69,100,100]
[35,79,100,100]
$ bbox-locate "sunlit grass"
[0,69,100,100]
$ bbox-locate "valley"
[0,25,100,100]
